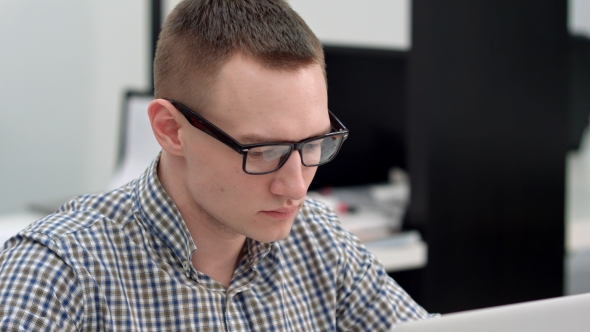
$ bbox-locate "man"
[0,0,431,330]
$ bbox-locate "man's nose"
[269,151,308,201]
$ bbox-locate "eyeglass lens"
[244,134,344,174]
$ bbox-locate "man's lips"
[260,206,300,220]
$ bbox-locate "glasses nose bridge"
[293,142,306,154]
[262,143,301,174]
[278,143,304,170]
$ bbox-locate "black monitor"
[310,46,408,190]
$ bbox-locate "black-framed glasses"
[166,99,349,175]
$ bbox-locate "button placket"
[182,260,191,277]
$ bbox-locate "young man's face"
[179,54,330,243]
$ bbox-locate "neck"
[158,152,246,288]
[190,232,246,288]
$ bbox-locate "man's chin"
[250,218,295,243]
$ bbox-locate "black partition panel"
[569,35,590,150]
[310,47,408,190]
[406,0,568,313]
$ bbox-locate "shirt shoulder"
[285,197,433,329]
[281,197,375,289]
[295,196,348,238]
[288,197,367,261]
[1,182,140,280]
[0,181,143,330]
[21,182,137,244]
[0,233,84,331]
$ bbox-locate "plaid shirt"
[0,156,430,331]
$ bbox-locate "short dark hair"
[153,0,325,107]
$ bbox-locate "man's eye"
[304,143,320,151]
[248,151,264,159]
[249,148,280,161]
[262,149,282,161]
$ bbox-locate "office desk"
[0,212,427,273]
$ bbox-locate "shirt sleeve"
[0,233,83,332]
[332,220,432,331]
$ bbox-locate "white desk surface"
[0,212,426,273]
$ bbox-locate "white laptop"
[392,292,590,332]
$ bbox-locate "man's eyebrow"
[237,125,332,144]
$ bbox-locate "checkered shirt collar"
[132,153,195,264]
[133,153,274,268]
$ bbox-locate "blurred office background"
[1,0,590,314]
[0,0,411,213]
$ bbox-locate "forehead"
[194,54,330,143]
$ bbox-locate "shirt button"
[183,261,190,271]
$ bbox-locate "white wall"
[165,0,411,50]
[0,1,149,214]
[287,0,411,50]
[567,0,590,294]
[570,0,590,37]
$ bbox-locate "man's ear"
[148,99,184,156]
